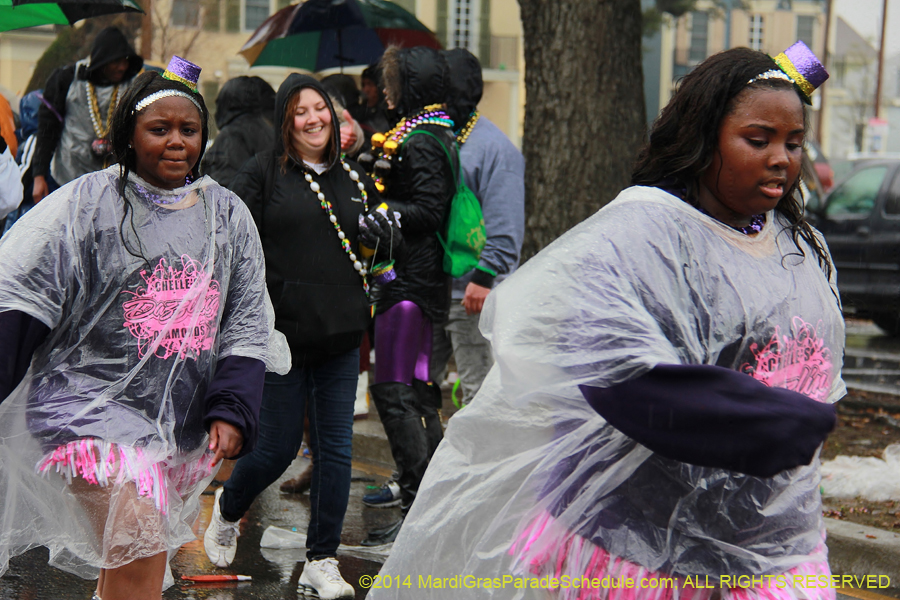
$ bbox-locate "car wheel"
[871,312,900,336]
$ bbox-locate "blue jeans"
[220,349,358,559]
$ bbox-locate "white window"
[244,0,269,31]
[171,0,200,27]
[749,15,764,51]
[796,15,815,49]
[689,12,708,64]
[448,0,480,56]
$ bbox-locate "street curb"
[825,518,900,584]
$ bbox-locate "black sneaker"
[361,517,404,546]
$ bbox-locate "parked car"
[800,149,825,212]
[806,140,834,193]
[808,158,900,335]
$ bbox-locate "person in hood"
[428,48,524,404]
[202,73,398,600]
[200,76,275,190]
[32,26,143,202]
[356,46,457,547]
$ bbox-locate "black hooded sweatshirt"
[373,47,458,324]
[230,74,377,366]
[32,27,143,179]
[442,48,483,133]
[201,76,276,190]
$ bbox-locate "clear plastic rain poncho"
[0,167,289,582]
[372,187,846,600]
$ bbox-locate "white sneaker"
[298,557,355,599]
[204,487,240,567]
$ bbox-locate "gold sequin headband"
[747,40,829,104]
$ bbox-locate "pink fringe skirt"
[38,438,215,515]
[509,511,835,600]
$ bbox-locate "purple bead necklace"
[389,104,454,147]
[698,206,766,235]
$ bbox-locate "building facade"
[140,0,524,144]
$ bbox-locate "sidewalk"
[825,518,900,584]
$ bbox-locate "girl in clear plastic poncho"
[0,57,288,600]
[371,44,843,600]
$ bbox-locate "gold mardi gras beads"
[457,112,480,145]
[371,132,386,148]
[383,140,399,155]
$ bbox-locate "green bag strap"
[405,129,463,190]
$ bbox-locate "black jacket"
[201,76,276,190]
[33,27,142,178]
[231,74,376,366]
[374,47,458,324]
[442,48,484,130]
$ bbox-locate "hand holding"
[462,281,490,315]
[340,110,358,151]
[32,175,48,203]
[208,420,244,467]
[359,209,402,253]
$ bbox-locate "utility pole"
[816,0,832,143]
[875,0,888,118]
[141,0,153,60]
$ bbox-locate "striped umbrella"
[0,0,142,32]
[240,0,441,72]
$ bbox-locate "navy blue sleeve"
[203,355,265,458]
[579,363,837,478]
[0,310,50,402]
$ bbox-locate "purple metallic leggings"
[374,301,433,385]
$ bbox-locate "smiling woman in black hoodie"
[202,74,396,600]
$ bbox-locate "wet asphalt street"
[0,456,396,600]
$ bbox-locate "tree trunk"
[517,0,646,260]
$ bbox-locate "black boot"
[364,382,429,547]
[367,382,429,509]
[412,379,444,458]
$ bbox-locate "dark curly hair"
[632,47,831,278]
[108,70,210,260]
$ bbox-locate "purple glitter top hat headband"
[162,55,201,92]
[133,55,203,115]
[749,40,829,104]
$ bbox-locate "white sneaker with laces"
[298,557,355,599]
[204,487,240,567]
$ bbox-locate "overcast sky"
[835,0,900,57]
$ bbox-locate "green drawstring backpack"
[406,129,488,278]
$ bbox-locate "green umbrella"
[240,0,441,72]
[0,0,143,33]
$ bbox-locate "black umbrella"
[0,0,143,32]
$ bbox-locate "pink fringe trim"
[38,439,214,515]
[508,511,835,600]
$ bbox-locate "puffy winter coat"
[202,76,276,190]
[231,74,376,366]
[374,47,458,324]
